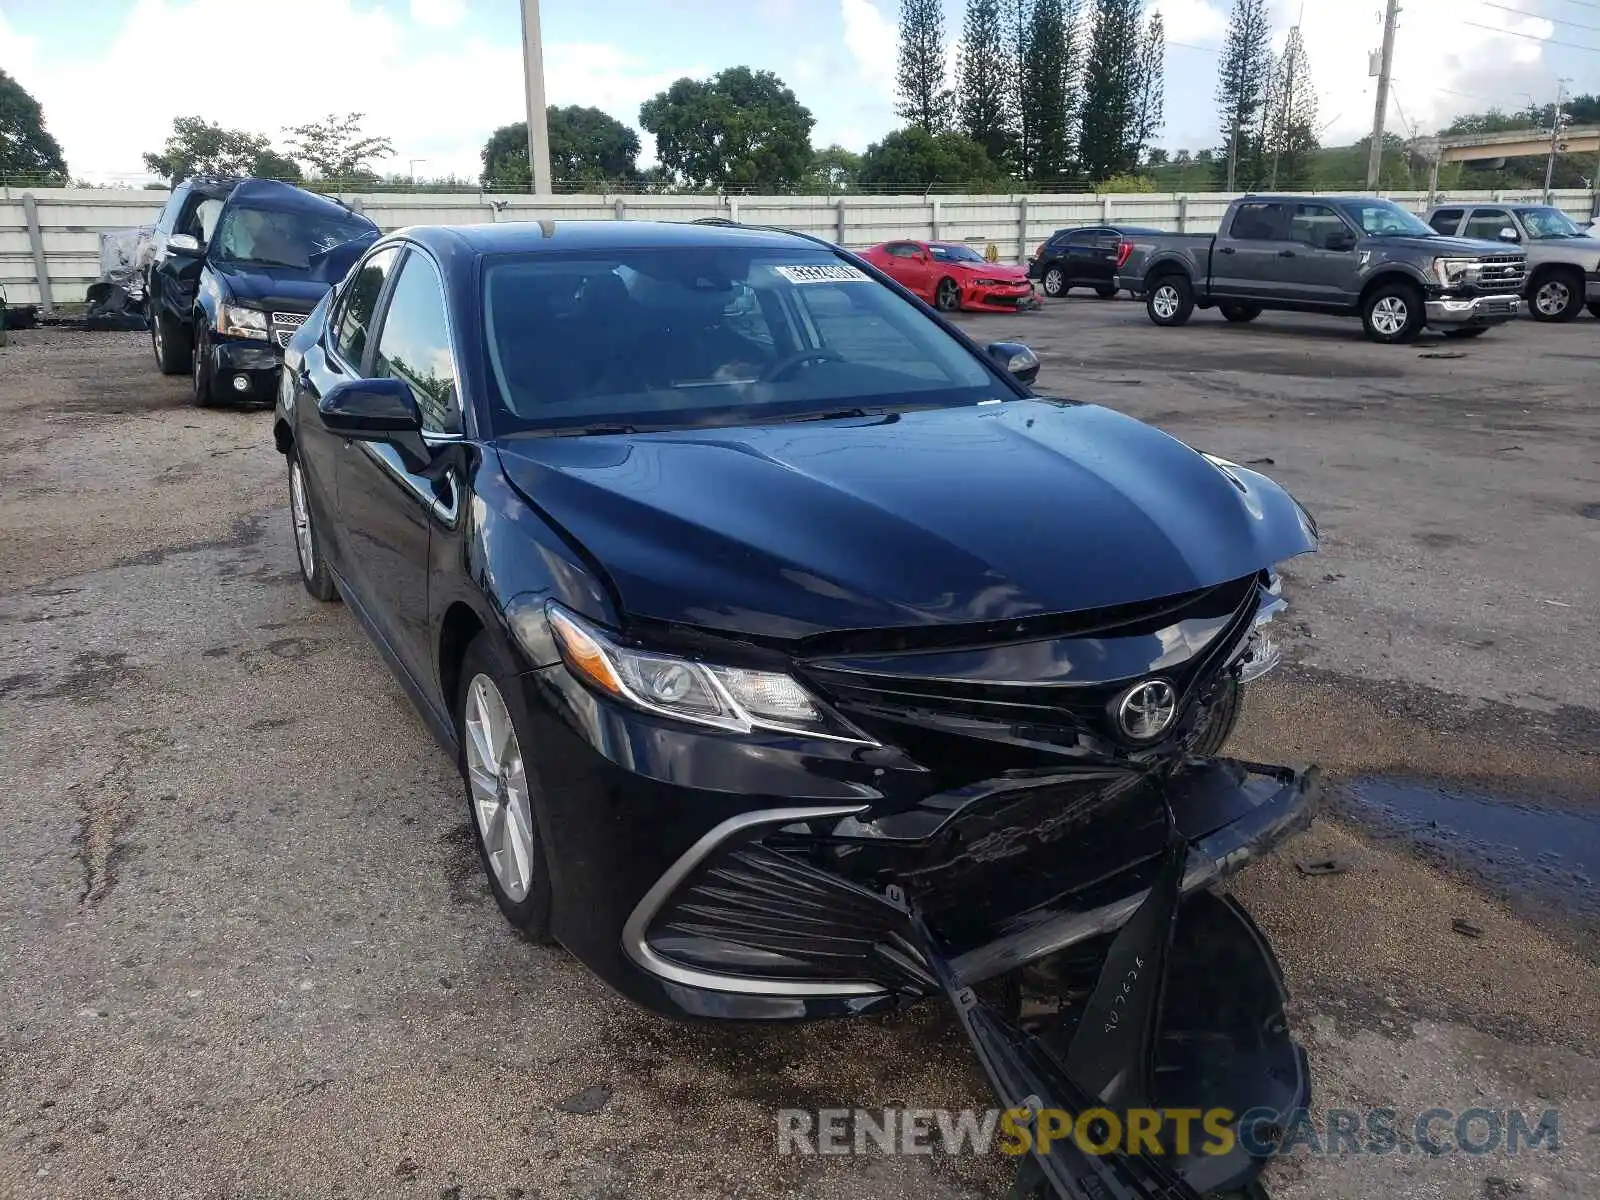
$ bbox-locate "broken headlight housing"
[536,603,873,744]
[218,303,270,340]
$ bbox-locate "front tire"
[935,277,962,312]
[1441,327,1489,339]
[1529,268,1583,322]
[191,325,218,407]
[457,636,554,941]
[1220,303,1261,323]
[1042,266,1067,297]
[1145,274,1194,326]
[288,451,339,602]
[1361,282,1423,344]
[1094,284,1117,299]
[151,306,192,375]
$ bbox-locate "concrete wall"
[4,185,1595,308]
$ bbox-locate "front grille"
[800,575,1261,754]
[1475,255,1526,292]
[273,329,294,348]
[271,311,307,328]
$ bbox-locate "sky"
[0,0,1588,185]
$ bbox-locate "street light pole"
[1543,79,1569,203]
[519,0,553,196]
[1366,0,1400,190]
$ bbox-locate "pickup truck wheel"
[1042,266,1067,297]
[1094,284,1117,299]
[1361,283,1423,344]
[1146,275,1194,326]
[935,277,962,311]
[151,307,193,375]
[1220,303,1261,323]
[1529,268,1582,322]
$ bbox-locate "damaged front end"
[615,575,1315,1198]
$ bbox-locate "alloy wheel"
[152,314,163,363]
[1535,279,1570,317]
[1044,267,1065,296]
[1370,295,1407,337]
[464,674,536,903]
[1152,285,1180,320]
[937,280,960,310]
[289,461,316,579]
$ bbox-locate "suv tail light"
[1115,239,1133,269]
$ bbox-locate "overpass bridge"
[1411,126,1600,203]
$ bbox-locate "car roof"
[410,219,824,257]
[226,178,378,224]
[1052,225,1163,234]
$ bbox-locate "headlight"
[539,603,872,743]
[1432,257,1476,288]
[218,304,269,340]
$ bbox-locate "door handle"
[1219,246,1236,255]
[1278,249,1296,258]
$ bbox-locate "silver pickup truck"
[1117,194,1526,344]
[1424,202,1600,322]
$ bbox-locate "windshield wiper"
[777,407,872,423]
[549,422,637,436]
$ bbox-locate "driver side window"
[371,252,462,436]
[1464,210,1515,242]
[332,247,398,369]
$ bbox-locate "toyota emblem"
[1116,679,1178,740]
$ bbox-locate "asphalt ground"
[2,300,1597,1200]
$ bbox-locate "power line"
[1462,17,1600,51]
[1167,40,1220,54]
[1479,0,1600,32]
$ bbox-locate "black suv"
[1028,225,1163,298]
[146,178,377,406]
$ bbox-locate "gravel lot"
[2,303,1597,1200]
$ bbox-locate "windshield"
[481,247,1006,435]
[1345,201,1436,238]
[930,244,985,262]
[213,204,376,270]
[1520,207,1584,239]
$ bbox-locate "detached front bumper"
[964,283,1041,312]
[1424,292,1522,326]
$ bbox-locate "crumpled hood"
[953,260,1029,280]
[212,261,332,312]
[495,401,1317,641]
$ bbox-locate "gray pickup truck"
[1423,202,1600,322]
[1117,194,1526,343]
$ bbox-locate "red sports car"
[858,240,1041,313]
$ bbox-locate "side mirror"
[1499,227,1519,242]
[318,378,432,473]
[168,233,202,255]
[987,341,1040,386]
[1325,229,1357,252]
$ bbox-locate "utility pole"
[1365,0,1399,190]
[519,0,553,196]
[1543,79,1569,202]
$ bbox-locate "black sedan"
[272,220,1320,1028]
[1028,224,1165,298]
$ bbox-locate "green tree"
[957,0,1012,165]
[0,69,67,181]
[1006,0,1034,175]
[283,112,394,181]
[856,127,1005,190]
[806,144,863,191]
[1264,25,1317,189]
[1022,0,1077,182]
[142,116,300,184]
[1079,0,1144,181]
[1132,12,1166,166]
[1213,0,1273,190]
[482,108,641,189]
[896,0,953,132]
[639,67,815,190]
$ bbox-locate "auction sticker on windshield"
[773,263,871,284]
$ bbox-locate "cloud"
[0,7,40,80]
[409,0,466,28]
[840,0,897,103]
[7,0,703,183]
[1150,0,1228,45]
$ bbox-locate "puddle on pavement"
[1335,776,1600,943]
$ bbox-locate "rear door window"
[332,247,398,370]
[1227,203,1286,240]
[1428,208,1463,236]
[1464,209,1515,241]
